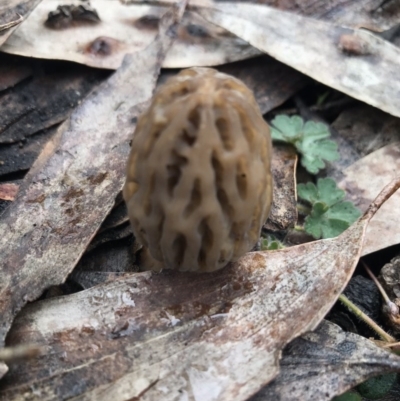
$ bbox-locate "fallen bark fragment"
[0,0,187,365]
[198,3,400,118]
[252,320,400,401]
[2,178,399,399]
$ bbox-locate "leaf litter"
[1,0,260,69]
[1,178,400,399]
[0,0,400,398]
[198,2,400,118]
[251,320,400,401]
[0,0,188,366]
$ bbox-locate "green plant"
[357,373,397,399]
[332,391,362,401]
[270,115,339,174]
[260,234,284,251]
[297,178,361,239]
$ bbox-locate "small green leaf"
[298,178,345,206]
[260,235,284,251]
[270,114,339,174]
[358,373,397,399]
[298,179,362,239]
[332,391,362,401]
[270,115,303,142]
[297,182,319,204]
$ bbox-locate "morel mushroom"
[123,67,272,272]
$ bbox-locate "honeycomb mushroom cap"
[123,67,272,272]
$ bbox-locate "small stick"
[338,294,396,343]
[362,260,400,317]
[0,14,24,32]
[0,344,43,362]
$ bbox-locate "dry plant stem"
[362,260,400,316]
[0,14,23,32]
[338,294,396,343]
[0,345,42,362]
[297,203,311,216]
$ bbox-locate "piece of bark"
[1,178,399,399]
[251,320,400,401]
[0,0,187,356]
[198,3,400,119]
[265,144,298,231]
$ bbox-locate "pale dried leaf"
[252,320,400,401]
[198,3,400,118]
[0,0,185,359]
[2,179,399,399]
[0,0,42,46]
[339,142,400,256]
[1,0,260,69]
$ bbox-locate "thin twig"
[0,14,23,32]
[338,294,396,343]
[362,260,400,317]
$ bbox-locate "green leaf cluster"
[270,115,339,174]
[297,178,361,239]
[260,235,284,251]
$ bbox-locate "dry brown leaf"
[198,3,400,119]
[1,0,260,69]
[1,179,399,399]
[0,183,18,201]
[252,320,400,401]
[339,142,400,256]
[0,0,186,366]
[0,54,32,91]
[0,0,42,46]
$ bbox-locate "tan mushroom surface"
[124,68,272,272]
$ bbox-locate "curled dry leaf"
[1,0,260,69]
[2,179,400,399]
[198,2,400,118]
[0,0,186,369]
[338,142,400,256]
[251,320,400,401]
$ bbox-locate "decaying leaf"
[0,54,32,91]
[1,0,260,69]
[0,63,107,145]
[0,0,42,46]
[0,0,187,364]
[1,178,399,399]
[338,142,400,256]
[0,183,18,201]
[198,3,400,118]
[328,104,400,180]
[251,320,400,401]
